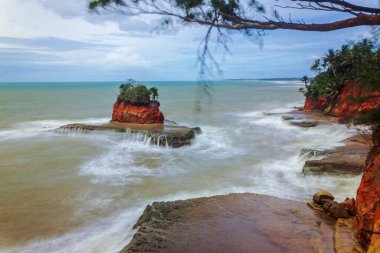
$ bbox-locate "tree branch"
[296,0,380,14]
[184,13,380,32]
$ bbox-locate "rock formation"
[112,100,164,124]
[304,82,380,122]
[302,134,372,175]
[304,96,329,112]
[309,191,355,219]
[122,193,362,253]
[355,137,380,252]
[302,82,380,251]
[57,86,202,148]
[58,122,197,148]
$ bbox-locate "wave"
[78,124,244,186]
[0,206,141,253]
[0,118,110,142]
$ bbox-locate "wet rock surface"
[57,121,199,148]
[290,120,319,128]
[302,134,372,175]
[281,112,331,128]
[122,193,362,253]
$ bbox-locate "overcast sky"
[0,0,372,82]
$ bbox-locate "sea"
[0,80,362,253]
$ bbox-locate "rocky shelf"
[122,193,363,253]
[281,111,339,128]
[301,134,372,175]
[57,121,200,148]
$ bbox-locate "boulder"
[312,192,354,219]
[327,202,351,219]
[313,191,334,205]
[342,198,357,216]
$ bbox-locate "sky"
[0,0,374,82]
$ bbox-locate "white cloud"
[102,47,151,67]
[0,0,171,69]
[0,0,128,42]
[24,45,152,69]
[0,42,45,50]
[0,0,372,81]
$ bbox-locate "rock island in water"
[59,81,200,148]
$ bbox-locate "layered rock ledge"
[58,121,199,148]
[302,134,373,175]
[122,193,363,253]
[282,110,339,127]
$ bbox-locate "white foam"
[236,111,264,118]
[0,118,110,142]
[0,207,141,253]
[14,117,110,130]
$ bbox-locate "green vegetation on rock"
[300,38,380,136]
[300,38,380,100]
[118,79,159,105]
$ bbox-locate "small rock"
[327,202,350,218]
[191,127,202,134]
[313,191,335,205]
[322,199,333,212]
[341,198,356,216]
[282,115,298,121]
[290,121,319,128]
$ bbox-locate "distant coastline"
[224,77,308,81]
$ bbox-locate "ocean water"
[0,80,362,253]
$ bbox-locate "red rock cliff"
[303,82,380,121]
[304,96,329,111]
[112,101,164,124]
[355,138,380,252]
[331,83,380,121]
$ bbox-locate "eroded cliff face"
[304,96,329,111]
[355,139,380,252]
[111,101,164,124]
[304,82,380,122]
[303,82,380,251]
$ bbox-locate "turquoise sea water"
[0,80,361,253]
